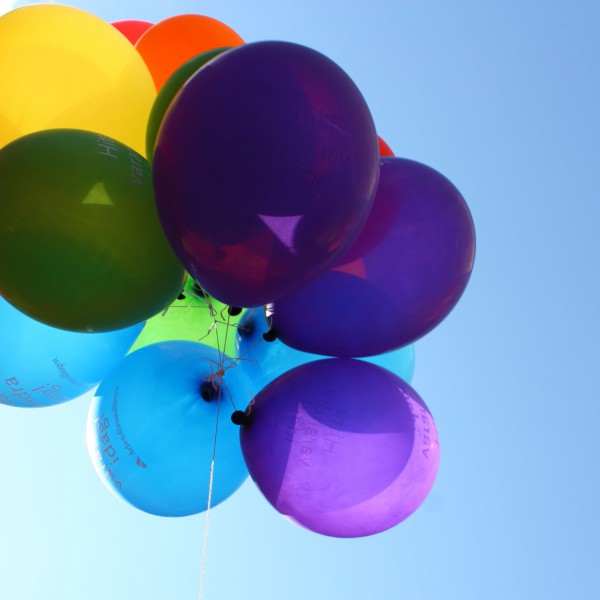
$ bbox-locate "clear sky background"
[0,1,599,599]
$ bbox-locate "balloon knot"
[200,380,221,402]
[231,410,250,426]
[262,328,277,342]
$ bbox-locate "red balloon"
[112,20,153,45]
[378,136,394,157]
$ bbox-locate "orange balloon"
[378,136,395,157]
[135,14,244,90]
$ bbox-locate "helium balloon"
[0,4,156,156]
[0,296,143,409]
[112,20,153,45]
[130,274,243,356]
[236,308,415,392]
[146,47,230,158]
[267,157,476,356]
[378,136,394,157]
[135,14,244,90]
[0,129,185,332]
[154,41,380,307]
[240,358,439,537]
[87,341,250,517]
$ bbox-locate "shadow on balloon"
[240,358,439,538]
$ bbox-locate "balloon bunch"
[0,4,475,538]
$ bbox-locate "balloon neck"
[227,306,242,317]
[262,327,277,342]
[200,380,220,402]
[237,322,253,338]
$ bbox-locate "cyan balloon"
[236,308,415,393]
[0,297,143,408]
[87,341,250,517]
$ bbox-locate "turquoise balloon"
[0,296,143,408]
[236,308,415,392]
[87,341,250,517]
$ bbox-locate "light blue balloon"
[0,297,143,408]
[87,341,250,517]
[235,308,416,393]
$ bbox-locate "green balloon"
[130,275,243,356]
[0,129,185,332]
[146,47,230,159]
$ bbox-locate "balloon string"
[199,387,222,600]
[213,309,238,411]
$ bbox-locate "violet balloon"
[239,358,439,538]
[236,307,415,392]
[267,157,476,356]
[153,41,379,308]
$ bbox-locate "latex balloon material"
[236,308,415,392]
[154,41,380,307]
[0,296,142,409]
[87,341,250,517]
[135,14,244,90]
[240,359,439,537]
[378,136,394,157]
[130,275,243,356]
[112,20,153,45]
[146,47,230,158]
[267,157,476,356]
[0,4,156,156]
[0,129,185,332]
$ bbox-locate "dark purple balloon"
[153,41,379,308]
[240,358,440,538]
[267,157,476,356]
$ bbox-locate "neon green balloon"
[0,129,185,332]
[130,275,243,356]
[146,47,230,159]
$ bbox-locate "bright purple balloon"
[240,358,440,538]
[153,41,379,308]
[267,157,476,356]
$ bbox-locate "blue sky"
[0,1,599,599]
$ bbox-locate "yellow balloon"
[0,5,156,156]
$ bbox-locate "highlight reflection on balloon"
[0,129,185,332]
[268,157,476,356]
[153,41,379,307]
[240,358,440,537]
[0,4,156,155]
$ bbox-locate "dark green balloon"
[0,129,185,332]
[146,47,230,159]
